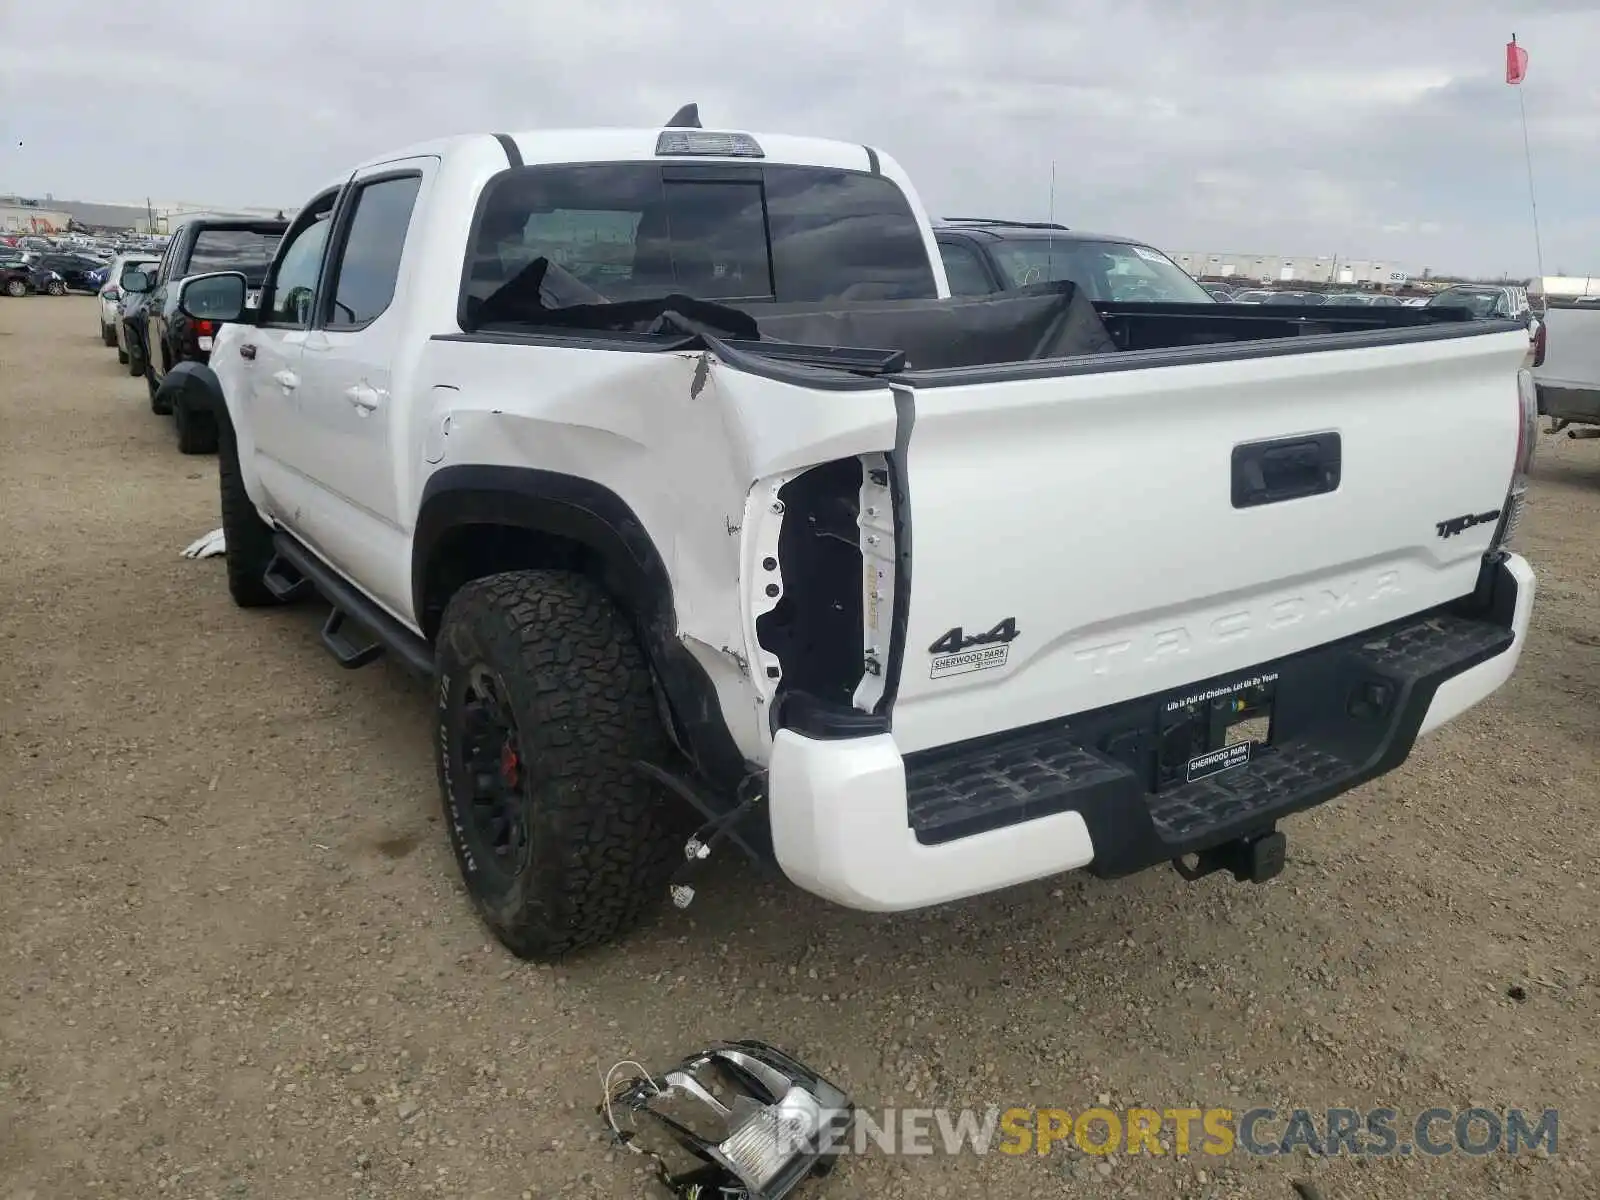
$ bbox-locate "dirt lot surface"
[2,295,1597,1200]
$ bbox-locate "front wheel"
[434,570,688,960]
[217,414,280,607]
[5,279,26,298]
[101,322,117,347]
[45,279,65,296]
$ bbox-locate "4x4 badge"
[928,618,1020,680]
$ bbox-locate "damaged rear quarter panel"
[412,338,899,760]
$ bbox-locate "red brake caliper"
[499,740,520,788]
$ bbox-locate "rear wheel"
[145,362,169,413]
[5,279,26,298]
[434,570,688,960]
[100,322,117,346]
[217,415,280,608]
[45,279,65,296]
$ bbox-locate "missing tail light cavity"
[754,458,869,720]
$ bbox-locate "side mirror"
[179,271,248,323]
[122,269,152,293]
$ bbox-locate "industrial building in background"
[1171,250,1411,288]
[1,193,292,236]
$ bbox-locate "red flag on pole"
[1506,35,1529,85]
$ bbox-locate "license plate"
[1157,673,1277,789]
[245,289,261,308]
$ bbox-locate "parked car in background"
[1227,289,1328,306]
[97,252,161,346]
[932,218,1218,303]
[0,252,65,296]
[1203,283,1235,301]
[35,252,109,293]
[1533,299,1600,436]
[1427,285,1543,366]
[124,217,287,449]
[117,284,159,370]
[2,258,38,297]
[1426,285,1526,321]
[1324,292,1403,307]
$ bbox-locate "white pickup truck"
[170,111,1538,959]
[1533,299,1600,438]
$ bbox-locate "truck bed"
[468,265,1500,376]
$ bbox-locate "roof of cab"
[348,127,881,178]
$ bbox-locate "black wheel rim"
[457,664,532,888]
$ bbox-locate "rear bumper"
[768,553,1534,912]
[1534,382,1600,423]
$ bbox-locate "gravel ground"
[2,296,1597,1200]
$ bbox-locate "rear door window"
[464,162,936,317]
[325,174,423,327]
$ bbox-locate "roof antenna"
[665,103,702,129]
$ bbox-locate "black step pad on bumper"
[903,602,1516,876]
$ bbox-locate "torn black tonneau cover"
[463,256,1117,375]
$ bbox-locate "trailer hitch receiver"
[1173,828,1287,885]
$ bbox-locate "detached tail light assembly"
[603,1040,854,1199]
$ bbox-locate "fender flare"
[412,465,748,791]
[161,360,224,415]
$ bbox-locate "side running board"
[268,534,435,677]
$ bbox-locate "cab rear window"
[462,162,937,312]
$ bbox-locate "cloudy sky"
[3,0,1596,276]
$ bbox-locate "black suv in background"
[123,218,286,452]
[932,217,1218,303]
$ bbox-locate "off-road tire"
[435,570,686,960]
[174,394,218,455]
[129,339,152,385]
[217,414,280,608]
[100,322,117,346]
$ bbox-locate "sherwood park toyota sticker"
[929,618,1019,679]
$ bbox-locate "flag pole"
[1511,33,1546,282]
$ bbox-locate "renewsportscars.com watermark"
[806,1106,1559,1159]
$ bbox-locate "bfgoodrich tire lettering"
[435,570,686,959]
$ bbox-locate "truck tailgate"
[888,327,1529,755]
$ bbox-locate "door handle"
[344,384,381,413]
[239,343,256,360]
[273,370,299,391]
